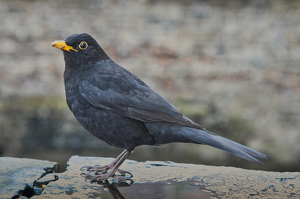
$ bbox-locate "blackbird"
[52,33,267,181]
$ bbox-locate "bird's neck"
[63,51,110,71]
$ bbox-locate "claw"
[81,150,133,182]
[112,175,134,183]
[116,169,133,177]
[82,167,133,182]
[80,166,93,171]
[86,172,134,183]
[81,165,111,172]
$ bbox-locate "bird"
[52,33,267,181]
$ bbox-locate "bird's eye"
[79,41,88,50]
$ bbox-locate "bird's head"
[52,33,109,70]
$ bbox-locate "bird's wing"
[79,66,203,129]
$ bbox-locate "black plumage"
[52,33,267,181]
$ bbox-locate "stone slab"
[0,157,59,199]
[36,156,300,198]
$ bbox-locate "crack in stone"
[11,164,59,199]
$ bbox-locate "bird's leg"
[84,150,133,182]
[81,149,127,173]
[105,150,132,179]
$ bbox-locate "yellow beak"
[51,40,78,52]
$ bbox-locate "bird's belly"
[71,103,155,151]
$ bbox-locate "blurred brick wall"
[0,0,299,168]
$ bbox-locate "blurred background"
[0,0,299,172]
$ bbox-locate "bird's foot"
[114,169,133,178]
[83,170,133,183]
[81,164,110,173]
[81,166,133,182]
[111,174,134,183]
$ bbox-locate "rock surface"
[0,0,299,171]
[0,157,59,199]
[1,156,299,198]
[36,156,300,198]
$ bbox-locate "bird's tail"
[184,128,268,164]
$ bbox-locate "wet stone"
[35,156,300,198]
[0,157,59,198]
[2,156,300,198]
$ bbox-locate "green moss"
[0,97,68,111]
[172,97,255,146]
[172,97,207,124]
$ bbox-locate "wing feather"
[79,64,204,129]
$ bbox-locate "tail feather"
[184,129,268,164]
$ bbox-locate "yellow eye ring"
[79,41,88,50]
